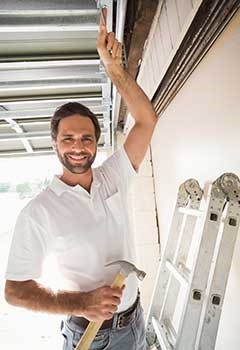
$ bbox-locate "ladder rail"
[176,189,226,350]
[145,206,185,338]
[146,179,203,346]
[162,211,201,324]
[197,177,240,349]
[152,316,174,350]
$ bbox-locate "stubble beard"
[56,148,96,174]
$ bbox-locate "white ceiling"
[0,0,126,157]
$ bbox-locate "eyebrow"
[61,133,94,138]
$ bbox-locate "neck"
[60,168,93,192]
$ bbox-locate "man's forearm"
[105,64,156,125]
[5,280,84,315]
[5,280,123,322]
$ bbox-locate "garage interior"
[0,0,240,349]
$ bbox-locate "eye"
[83,137,93,143]
[62,137,73,143]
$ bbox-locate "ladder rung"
[178,207,204,217]
[164,318,177,344]
[152,316,173,350]
[166,260,190,284]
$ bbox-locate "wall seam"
[150,143,161,258]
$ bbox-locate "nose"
[72,139,85,152]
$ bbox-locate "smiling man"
[54,115,97,175]
[4,8,157,350]
[51,105,100,189]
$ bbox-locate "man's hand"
[97,8,122,68]
[75,285,124,322]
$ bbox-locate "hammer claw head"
[105,260,146,281]
[138,270,146,281]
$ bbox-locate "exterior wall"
[130,148,159,315]
[116,132,159,315]
[137,8,240,349]
[137,0,203,98]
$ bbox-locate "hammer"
[75,260,146,350]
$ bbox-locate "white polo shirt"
[5,146,139,312]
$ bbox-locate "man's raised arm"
[97,8,157,171]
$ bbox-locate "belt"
[70,293,140,330]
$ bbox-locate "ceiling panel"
[0,0,127,158]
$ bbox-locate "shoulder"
[19,186,53,221]
[95,145,137,191]
[100,145,137,175]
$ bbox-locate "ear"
[52,139,57,152]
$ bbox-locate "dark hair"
[51,102,101,141]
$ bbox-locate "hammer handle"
[75,272,126,350]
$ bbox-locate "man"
[4,8,157,350]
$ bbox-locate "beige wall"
[116,132,160,316]
[151,10,240,349]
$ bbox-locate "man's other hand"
[75,285,125,322]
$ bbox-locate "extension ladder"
[146,173,240,350]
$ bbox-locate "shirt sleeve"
[101,145,137,193]
[5,203,52,281]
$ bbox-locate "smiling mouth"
[68,154,88,161]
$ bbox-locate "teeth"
[69,155,86,161]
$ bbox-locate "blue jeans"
[61,302,146,350]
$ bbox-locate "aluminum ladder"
[146,173,240,350]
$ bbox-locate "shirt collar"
[49,169,101,197]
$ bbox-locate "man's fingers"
[101,295,120,303]
[104,304,118,313]
[81,285,124,322]
[100,286,123,306]
[116,43,122,59]
[98,7,123,67]
[107,32,115,51]
[102,294,121,306]
[101,7,107,26]
[111,39,119,58]
[98,8,107,49]
[110,287,124,298]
